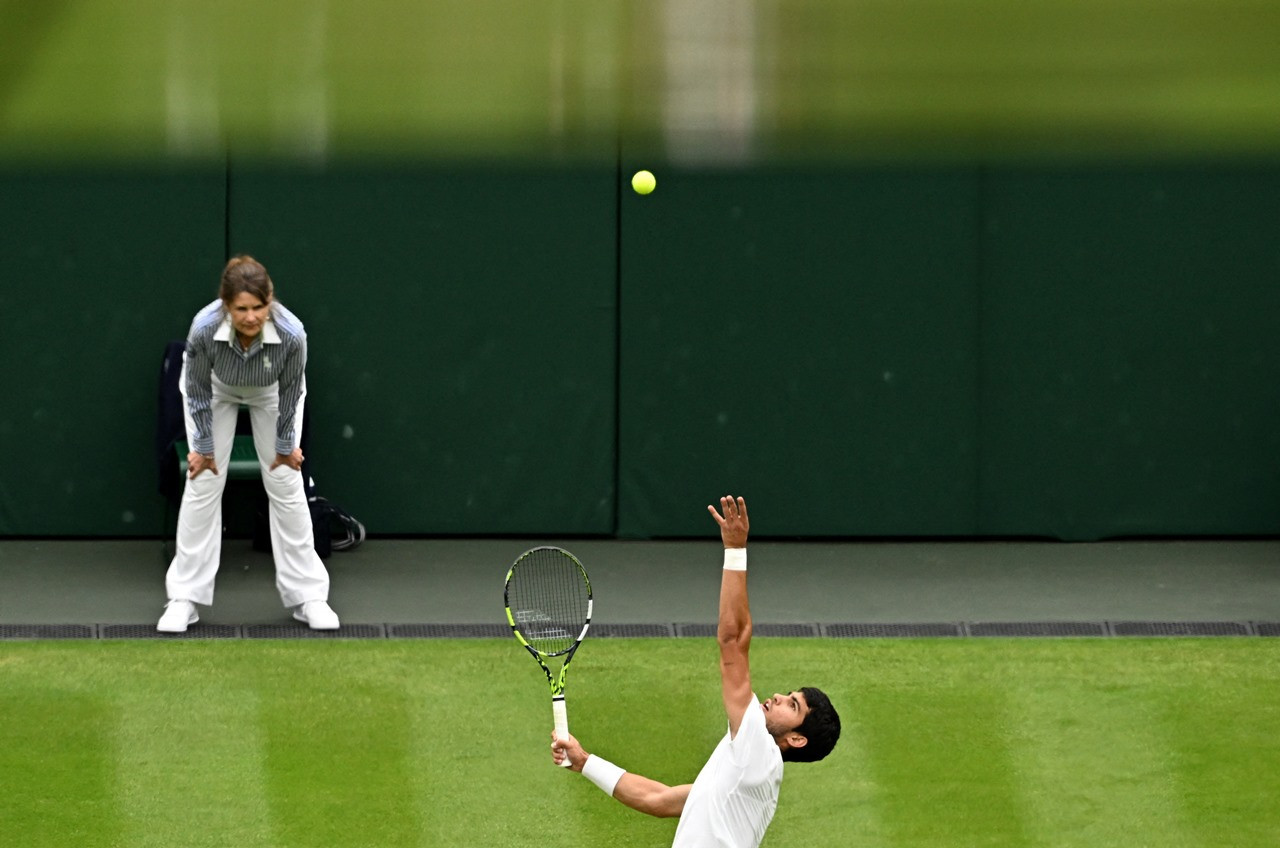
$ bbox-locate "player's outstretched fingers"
[722,495,742,520]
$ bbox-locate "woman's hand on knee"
[187,452,219,479]
[270,448,304,472]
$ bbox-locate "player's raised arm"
[708,495,753,738]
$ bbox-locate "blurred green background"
[3,0,1279,163]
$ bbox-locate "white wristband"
[582,754,626,796]
[723,548,747,571]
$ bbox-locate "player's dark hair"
[219,255,274,306]
[783,686,841,763]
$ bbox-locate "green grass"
[1,638,1278,847]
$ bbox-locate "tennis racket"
[504,546,593,766]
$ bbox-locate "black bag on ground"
[253,485,365,561]
[311,496,366,554]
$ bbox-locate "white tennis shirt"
[672,694,783,848]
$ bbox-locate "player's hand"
[551,731,588,771]
[187,452,219,479]
[708,495,749,548]
[270,447,304,472]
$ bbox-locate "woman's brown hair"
[219,255,274,306]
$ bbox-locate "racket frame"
[504,546,593,766]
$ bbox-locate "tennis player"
[157,256,339,633]
[552,495,840,847]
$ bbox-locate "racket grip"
[552,696,571,767]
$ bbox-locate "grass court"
[3,636,1278,847]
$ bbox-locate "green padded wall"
[617,166,983,537]
[1,161,1276,540]
[0,167,227,535]
[616,162,1280,539]
[979,165,1280,539]
[226,164,618,534]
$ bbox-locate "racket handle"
[552,696,571,767]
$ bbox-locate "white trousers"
[165,364,330,608]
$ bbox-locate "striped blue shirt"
[183,299,308,456]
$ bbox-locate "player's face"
[227,292,271,342]
[762,690,810,734]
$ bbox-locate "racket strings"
[508,548,590,656]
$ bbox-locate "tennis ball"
[631,170,656,195]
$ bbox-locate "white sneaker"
[293,600,340,630]
[157,600,198,633]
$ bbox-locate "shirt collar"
[214,315,281,345]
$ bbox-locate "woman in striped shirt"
[158,256,339,633]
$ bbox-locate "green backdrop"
[1,160,1276,540]
[617,167,983,537]
[978,166,1280,538]
[0,167,226,536]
